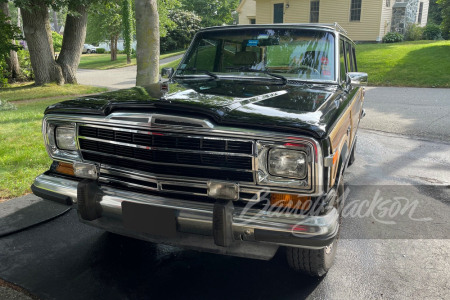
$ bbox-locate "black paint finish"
[45,79,348,139]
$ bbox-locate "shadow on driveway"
[0,210,322,300]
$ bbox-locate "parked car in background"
[82,44,97,54]
[32,23,368,277]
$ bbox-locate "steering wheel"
[287,65,321,76]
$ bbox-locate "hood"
[45,79,344,138]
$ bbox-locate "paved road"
[76,54,184,90]
[363,87,450,142]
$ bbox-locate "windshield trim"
[176,27,338,84]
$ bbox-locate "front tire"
[87,49,91,54]
[286,180,344,277]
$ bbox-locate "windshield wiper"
[226,67,287,85]
[179,66,218,79]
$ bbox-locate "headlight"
[56,127,77,150]
[43,119,80,161]
[268,149,307,179]
[257,141,315,189]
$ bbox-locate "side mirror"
[347,72,368,87]
[161,67,174,79]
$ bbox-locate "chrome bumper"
[32,174,339,260]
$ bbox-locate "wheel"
[87,49,91,54]
[286,180,344,277]
[347,139,356,167]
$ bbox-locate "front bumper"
[32,173,340,260]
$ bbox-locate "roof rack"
[320,22,348,35]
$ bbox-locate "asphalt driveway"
[2,70,450,299]
[76,54,184,90]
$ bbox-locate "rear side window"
[346,42,353,72]
[352,46,358,71]
[340,40,346,82]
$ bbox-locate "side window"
[346,42,353,72]
[340,40,347,82]
[185,39,218,72]
[352,46,358,71]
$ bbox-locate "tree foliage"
[86,0,122,61]
[160,10,201,52]
[157,0,180,37]
[52,31,63,52]
[180,0,239,27]
[0,5,22,87]
[428,0,443,25]
[438,0,450,39]
[86,1,122,45]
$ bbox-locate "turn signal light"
[55,162,75,176]
[270,193,312,210]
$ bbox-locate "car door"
[346,41,363,144]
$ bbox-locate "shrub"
[405,23,424,41]
[52,31,63,53]
[383,32,404,43]
[0,99,17,111]
[117,50,126,54]
[96,48,106,54]
[422,24,443,40]
[160,10,202,53]
[17,49,33,81]
[0,61,8,88]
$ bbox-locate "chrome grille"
[79,126,253,154]
[78,125,255,183]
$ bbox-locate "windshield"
[176,28,336,82]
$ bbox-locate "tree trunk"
[122,0,133,64]
[135,0,160,88]
[56,4,88,84]
[52,10,59,34]
[17,7,21,29]
[21,1,64,85]
[1,2,21,79]
[110,36,115,61]
[114,36,118,61]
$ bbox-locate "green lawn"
[0,83,107,102]
[160,57,182,71]
[79,50,185,70]
[356,40,450,88]
[0,98,70,200]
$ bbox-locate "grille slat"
[79,125,253,154]
[78,125,254,182]
[83,152,253,182]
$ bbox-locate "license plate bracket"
[122,201,176,238]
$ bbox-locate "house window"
[386,0,390,7]
[310,1,320,23]
[249,18,256,24]
[350,0,362,22]
[418,2,424,24]
[273,3,284,23]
